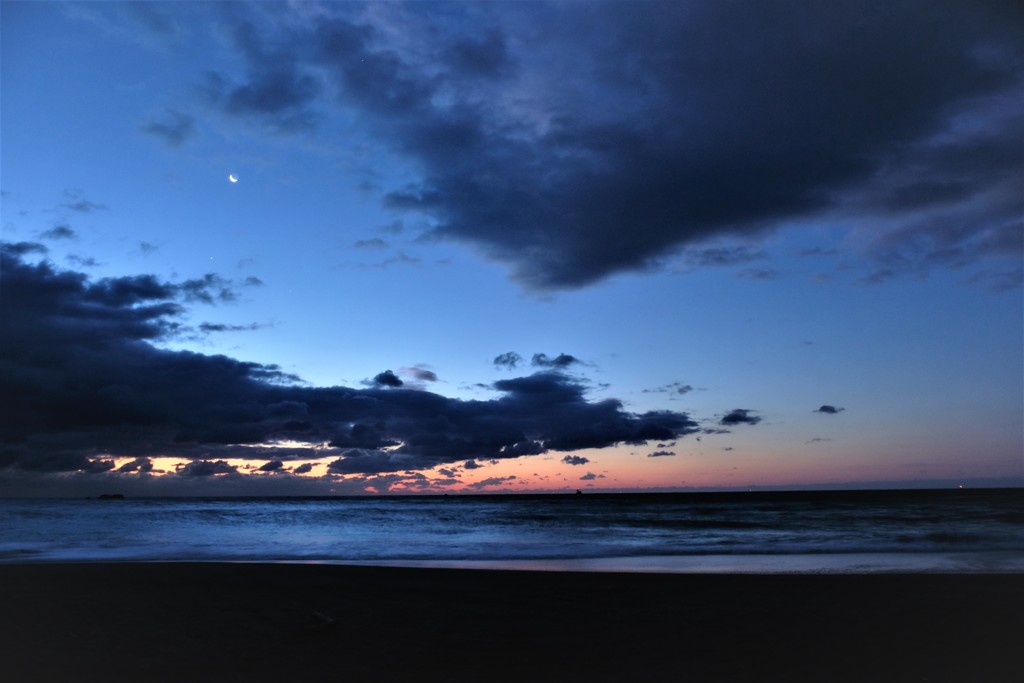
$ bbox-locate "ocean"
[3,489,1023,573]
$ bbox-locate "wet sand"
[1,563,1020,682]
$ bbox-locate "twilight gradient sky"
[2,0,1021,496]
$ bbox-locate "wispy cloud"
[140,109,197,147]
[39,225,77,240]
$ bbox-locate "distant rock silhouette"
[97,493,125,500]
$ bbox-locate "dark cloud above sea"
[493,352,522,370]
[181,1,1022,291]
[400,366,439,383]
[5,241,49,256]
[644,382,695,396]
[369,370,404,388]
[494,352,581,371]
[117,457,154,474]
[198,322,267,334]
[720,410,762,426]
[177,460,239,477]
[0,245,703,477]
[531,353,580,369]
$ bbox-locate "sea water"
[2,489,1022,573]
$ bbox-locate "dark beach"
[1,563,1020,682]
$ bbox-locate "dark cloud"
[561,455,589,466]
[683,247,767,268]
[39,225,77,241]
[579,472,605,481]
[177,460,238,477]
[466,475,516,490]
[493,352,522,370]
[80,458,116,474]
[0,247,706,478]
[719,409,761,426]
[500,441,545,457]
[463,460,481,470]
[352,472,424,493]
[490,373,700,451]
[118,457,154,473]
[224,70,320,122]
[178,274,238,304]
[198,322,266,333]
[140,109,197,147]
[531,353,579,369]
[401,366,438,382]
[203,19,321,132]
[195,1,1023,290]
[370,370,404,388]
[328,423,398,450]
[67,255,101,268]
[644,382,695,396]
[647,450,676,458]
[258,459,284,472]
[4,242,48,256]
[814,405,845,414]
[139,242,159,255]
[243,276,264,287]
[292,462,313,474]
[442,28,514,80]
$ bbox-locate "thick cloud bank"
[200,0,1023,289]
[0,246,700,476]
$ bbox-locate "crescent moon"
[228,174,238,183]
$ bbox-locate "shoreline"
[2,562,1021,682]
[285,550,1024,574]
[5,549,1023,574]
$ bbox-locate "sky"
[1,0,1021,497]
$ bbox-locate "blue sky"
[1,1,1021,496]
